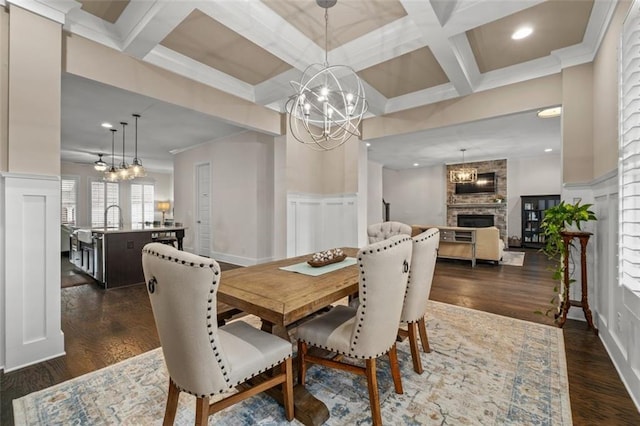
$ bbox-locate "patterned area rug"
[13,301,571,425]
[500,251,526,266]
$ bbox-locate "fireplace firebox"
[458,214,494,228]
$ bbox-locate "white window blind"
[619,1,640,292]
[61,177,78,225]
[91,181,120,227]
[131,183,154,225]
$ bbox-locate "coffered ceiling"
[50,0,617,170]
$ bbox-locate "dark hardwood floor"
[1,250,638,425]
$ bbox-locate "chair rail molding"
[1,173,65,371]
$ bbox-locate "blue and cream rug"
[13,301,572,425]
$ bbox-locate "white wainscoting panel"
[3,173,64,372]
[585,171,640,409]
[287,193,359,257]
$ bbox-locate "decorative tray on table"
[307,248,347,267]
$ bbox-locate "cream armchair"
[367,221,412,243]
[475,226,505,262]
[141,243,294,425]
[297,234,413,426]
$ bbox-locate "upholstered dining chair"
[367,221,412,243]
[297,234,413,426]
[401,228,440,374]
[141,243,294,425]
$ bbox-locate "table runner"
[279,257,357,276]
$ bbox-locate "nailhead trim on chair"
[143,246,292,398]
[300,235,412,360]
[403,229,440,320]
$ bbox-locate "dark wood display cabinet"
[521,195,560,248]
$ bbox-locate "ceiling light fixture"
[118,121,132,180]
[449,149,477,183]
[104,129,119,182]
[130,114,147,178]
[94,154,108,172]
[537,106,562,118]
[545,148,553,152]
[413,163,419,167]
[286,0,367,151]
[512,26,533,40]
[101,122,113,129]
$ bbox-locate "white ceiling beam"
[119,0,193,59]
[400,0,473,96]
[448,32,481,89]
[474,55,561,94]
[385,83,460,114]
[144,45,256,102]
[64,6,123,51]
[196,0,324,71]
[327,16,427,71]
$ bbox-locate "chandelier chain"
[324,8,329,67]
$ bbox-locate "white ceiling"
[49,0,611,172]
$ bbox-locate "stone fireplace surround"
[446,159,507,241]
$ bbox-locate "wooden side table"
[557,231,598,335]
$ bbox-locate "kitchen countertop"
[88,225,187,234]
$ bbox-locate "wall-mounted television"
[455,172,496,194]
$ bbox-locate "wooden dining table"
[217,247,360,426]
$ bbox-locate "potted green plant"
[538,201,597,320]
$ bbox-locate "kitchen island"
[72,225,186,289]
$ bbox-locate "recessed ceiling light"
[413,163,419,167]
[366,142,371,147]
[537,106,562,118]
[101,122,113,128]
[545,148,553,152]
[512,26,533,40]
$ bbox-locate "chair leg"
[407,322,423,374]
[418,317,431,353]
[365,358,383,426]
[282,357,295,421]
[298,341,308,386]
[388,344,404,394]
[163,379,180,426]
[194,397,209,426]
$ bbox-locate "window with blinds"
[131,183,155,225]
[61,177,78,225]
[619,1,640,292]
[91,181,120,227]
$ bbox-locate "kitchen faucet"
[104,204,124,229]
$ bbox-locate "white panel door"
[196,163,211,257]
